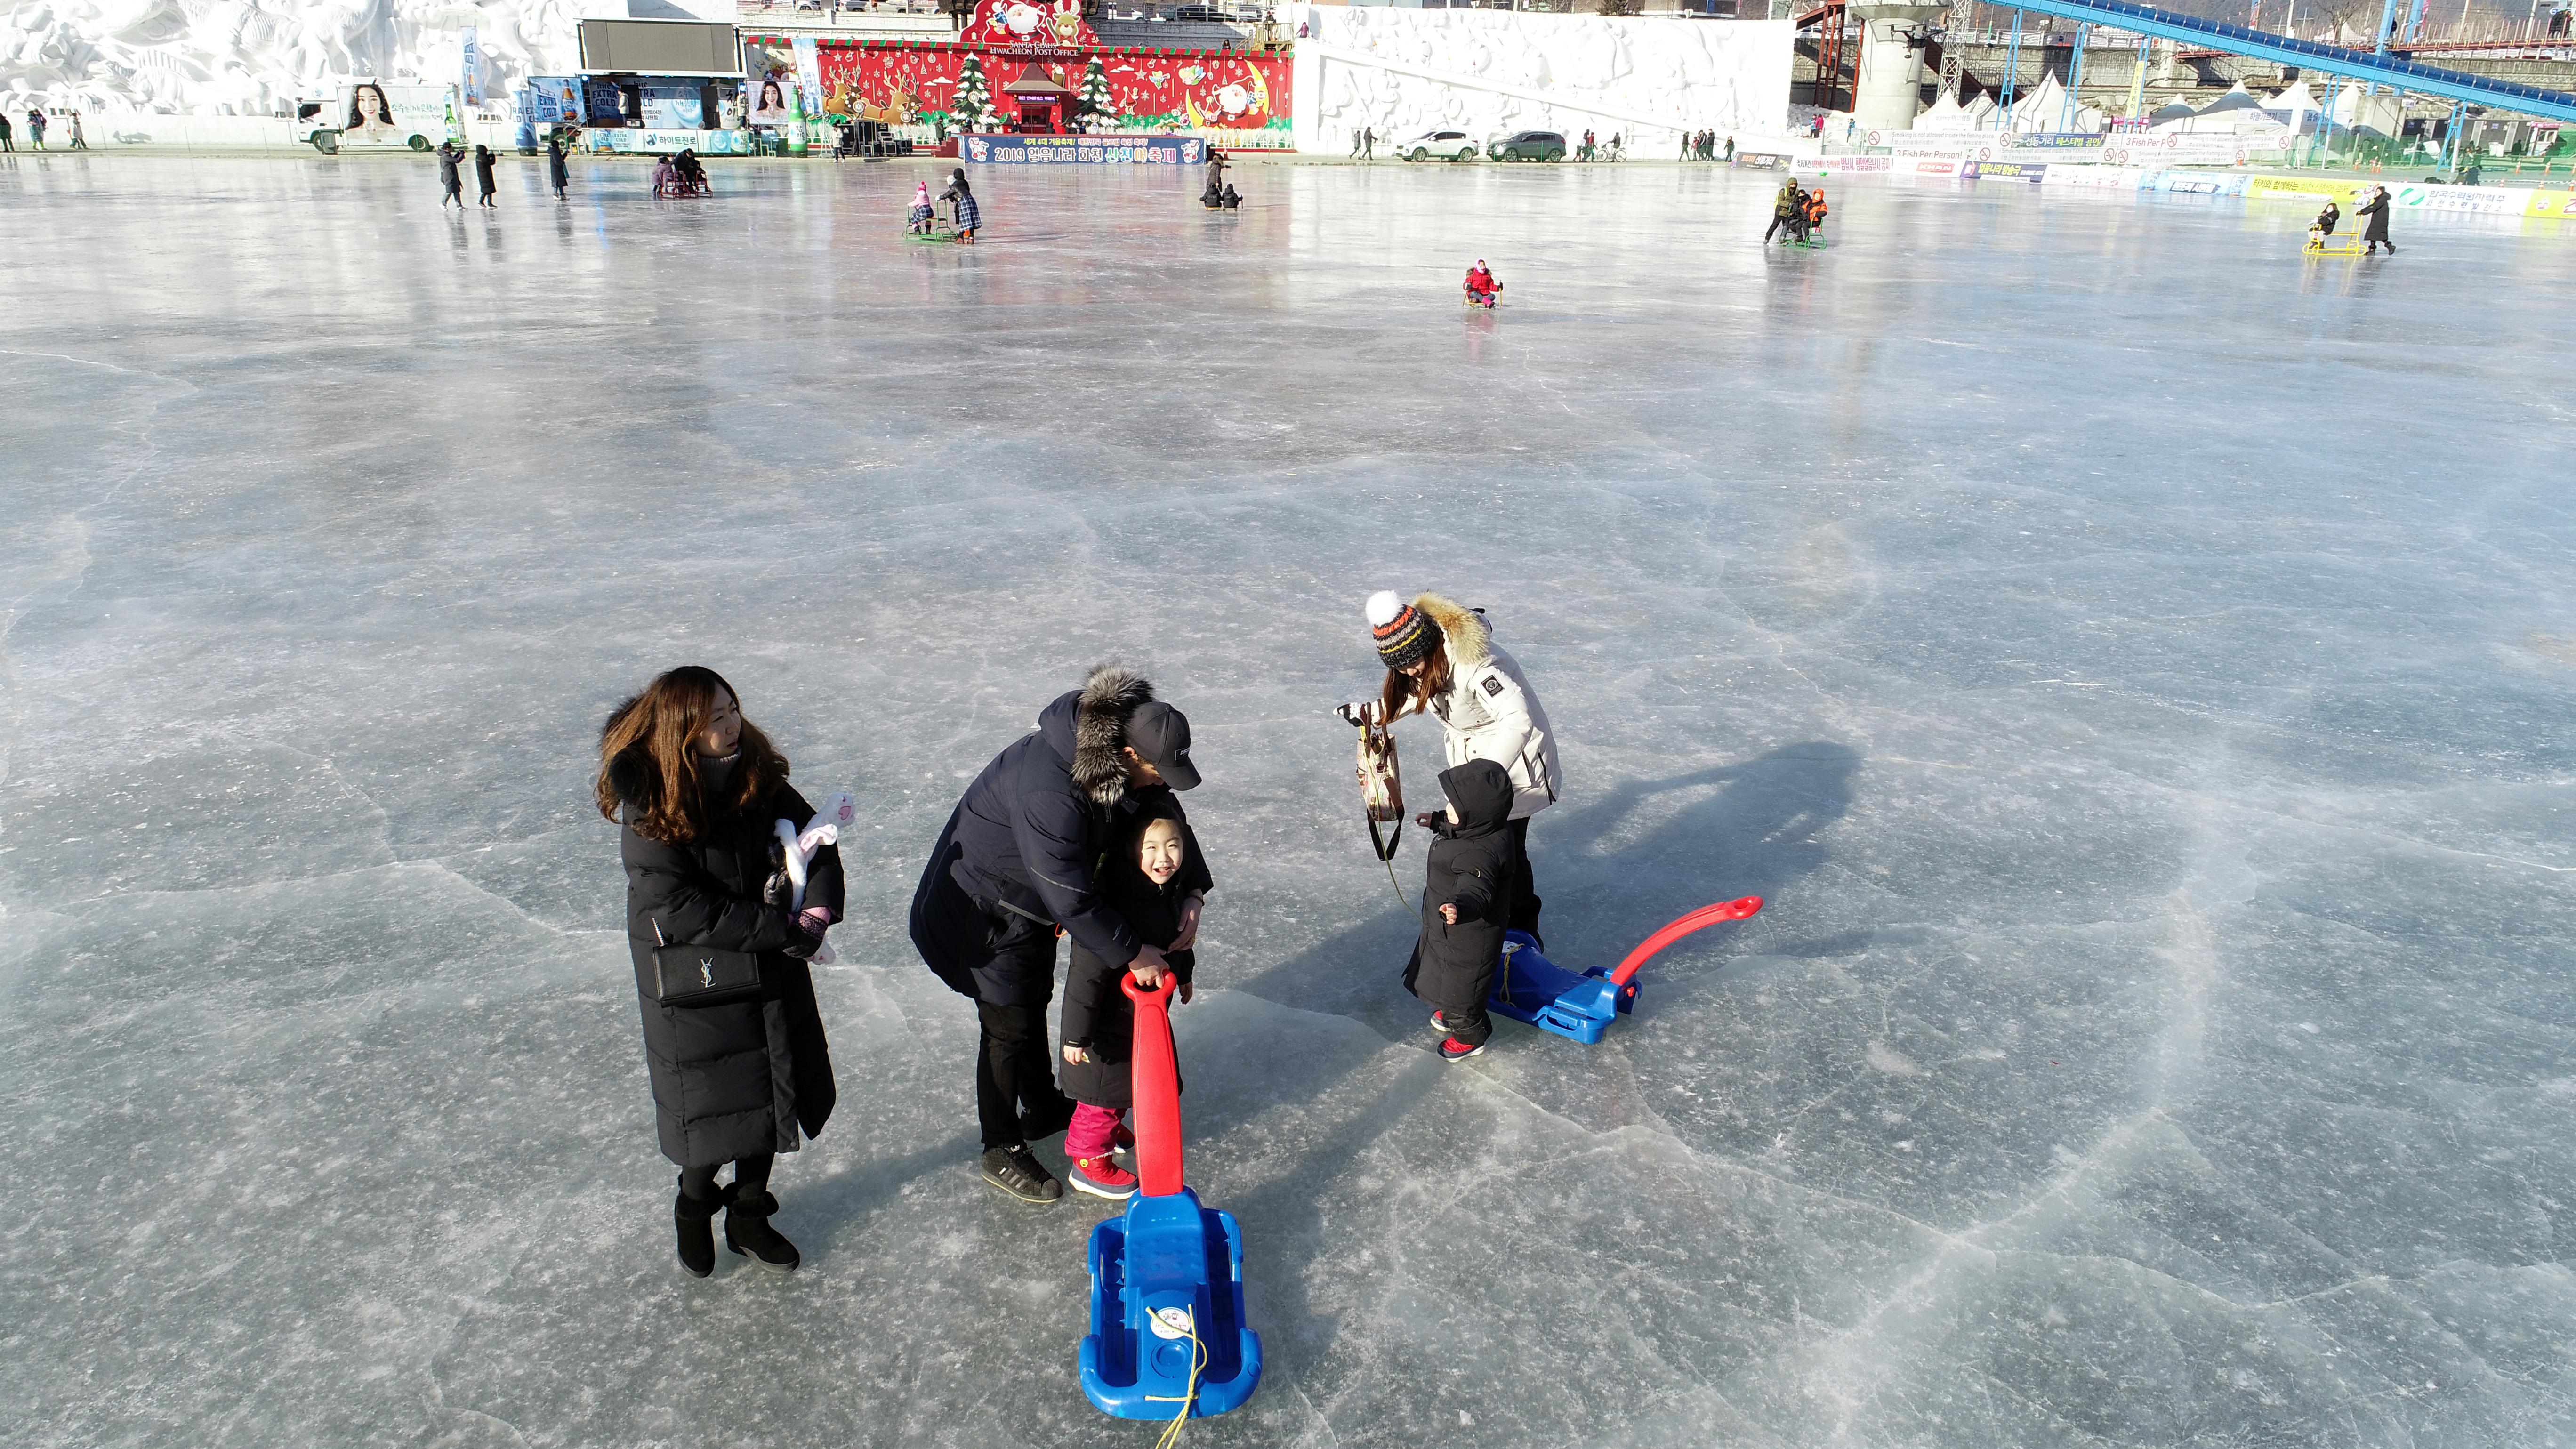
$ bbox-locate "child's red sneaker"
[1438,1037,1487,1063]
[1069,1155,1138,1201]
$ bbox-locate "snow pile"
[0,0,591,116]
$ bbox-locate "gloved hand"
[1336,701,1375,728]
[781,911,829,961]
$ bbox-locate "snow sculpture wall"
[0,1,723,117]
[1291,5,1791,154]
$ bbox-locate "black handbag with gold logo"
[648,920,762,1007]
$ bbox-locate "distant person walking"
[1725,134,1736,162]
[473,144,498,208]
[0,113,14,152]
[26,108,46,150]
[1363,126,1375,159]
[547,134,570,199]
[1351,127,1364,158]
[1203,146,1226,197]
[66,110,85,150]
[2357,183,2397,254]
[1679,129,1691,160]
[436,141,463,208]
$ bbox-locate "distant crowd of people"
[0,107,87,152]
[1683,130,1735,162]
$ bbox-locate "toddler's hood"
[1438,760,1514,839]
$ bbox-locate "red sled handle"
[1120,972,1185,1197]
[1608,896,1764,988]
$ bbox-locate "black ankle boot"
[674,1178,726,1278]
[724,1189,800,1272]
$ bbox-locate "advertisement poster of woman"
[346,82,398,141]
[749,76,796,126]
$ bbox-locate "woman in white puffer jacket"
[1350,590,1561,942]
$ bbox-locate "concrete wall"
[1293,5,1792,152]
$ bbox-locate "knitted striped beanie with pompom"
[1366,590,1439,670]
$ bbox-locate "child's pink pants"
[1064,1103,1125,1160]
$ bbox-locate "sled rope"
[1144,1319,1208,1446]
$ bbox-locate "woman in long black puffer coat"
[597,665,839,1278]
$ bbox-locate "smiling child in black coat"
[1403,760,1519,1062]
[1059,794,1211,1199]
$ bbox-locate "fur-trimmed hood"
[1413,593,1491,670]
[605,746,655,809]
[1037,663,1155,808]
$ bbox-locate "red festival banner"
[813,34,1290,147]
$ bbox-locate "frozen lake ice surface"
[3,153,2574,1448]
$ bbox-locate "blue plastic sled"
[1079,1187,1263,1418]
[1079,974,1263,1421]
[1488,897,1764,1045]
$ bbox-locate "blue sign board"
[960,133,1208,165]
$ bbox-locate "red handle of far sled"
[1120,972,1185,1197]
[1608,896,1764,989]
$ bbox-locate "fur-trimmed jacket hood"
[909,663,1181,985]
[1389,596,1562,821]
[1411,592,1492,671]
[1046,663,1155,808]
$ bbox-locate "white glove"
[1336,701,1376,728]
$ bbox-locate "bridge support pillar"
[1851,3,1950,131]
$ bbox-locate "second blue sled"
[1489,896,1764,1045]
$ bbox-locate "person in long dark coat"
[909,664,1200,1203]
[546,134,569,199]
[436,142,463,208]
[1403,760,1520,1061]
[472,144,497,207]
[2358,185,2397,254]
[599,666,839,1277]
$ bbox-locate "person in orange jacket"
[1804,184,1828,237]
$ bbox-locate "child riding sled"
[1464,260,1502,308]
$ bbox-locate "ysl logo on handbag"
[699,958,716,988]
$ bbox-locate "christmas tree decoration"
[1076,55,1117,132]
[952,53,999,131]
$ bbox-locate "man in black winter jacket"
[1404,759,1519,1063]
[910,663,1201,1202]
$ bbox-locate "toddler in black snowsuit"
[1059,797,1212,1199]
[1403,759,1519,1062]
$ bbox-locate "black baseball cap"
[1126,701,1199,791]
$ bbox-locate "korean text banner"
[961,133,1207,164]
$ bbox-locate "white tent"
[1912,89,1975,131]
[2005,72,2069,132]
[2194,83,2269,120]
[2270,79,2320,117]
